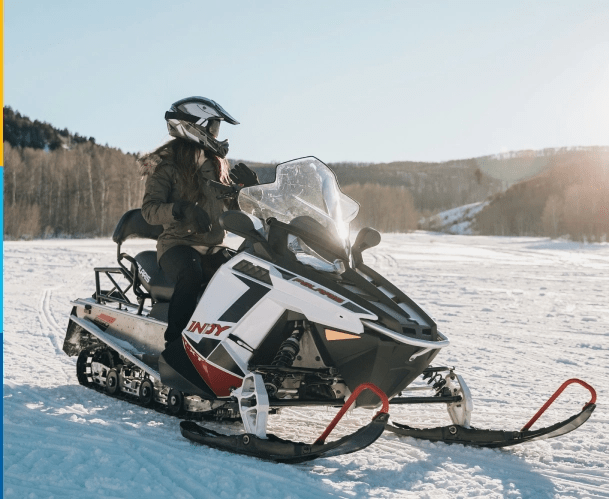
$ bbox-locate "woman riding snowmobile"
[138,96,259,345]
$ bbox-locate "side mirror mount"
[351,227,381,268]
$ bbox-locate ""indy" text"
[186,321,231,336]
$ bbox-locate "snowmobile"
[63,157,596,463]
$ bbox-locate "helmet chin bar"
[213,139,230,159]
[196,129,229,158]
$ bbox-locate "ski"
[387,378,597,448]
[386,405,595,448]
[180,414,388,464]
[180,382,390,462]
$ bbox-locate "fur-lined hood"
[137,152,163,177]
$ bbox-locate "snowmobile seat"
[133,251,176,302]
[112,209,175,303]
[112,209,221,306]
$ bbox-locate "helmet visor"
[207,119,221,138]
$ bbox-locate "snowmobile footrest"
[386,404,595,448]
[180,413,389,463]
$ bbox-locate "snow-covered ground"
[4,233,609,498]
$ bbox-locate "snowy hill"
[4,234,609,498]
[421,201,490,235]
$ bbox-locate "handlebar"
[207,179,241,199]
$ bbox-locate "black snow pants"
[159,245,229,344]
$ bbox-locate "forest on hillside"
[1,107,495,239]
[2,138,422,239]
[3,107,608,241]
[4,141,144,239]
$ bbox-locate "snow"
[4,233,609,498]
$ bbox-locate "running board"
[385,404,595,448]
[70,316,161,381]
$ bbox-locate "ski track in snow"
[4,234,609,499]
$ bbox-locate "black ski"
[385,404,595,448]
[180,413,388,463]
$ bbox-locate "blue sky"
[5,1,609,163]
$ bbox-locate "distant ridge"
[3,106,97,151]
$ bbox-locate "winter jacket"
[140,151,237,261]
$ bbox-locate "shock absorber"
[423,368,448,395]
[264,321,305,396]
[273,323,304,368]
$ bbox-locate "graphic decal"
[293,278,345,303]
[325,329,361,341]
[186,321,231,336]
[187,337,221,358]
[183,336,243,397]
[218,275,271,323]
[341,301,371,315]
[207,344,245,377]
[137,262,151,283]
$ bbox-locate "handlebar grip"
[206,179,238,193]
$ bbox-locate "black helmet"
[165,96,239,158]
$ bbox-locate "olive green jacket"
[140,153,237,261]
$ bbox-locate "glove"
[172,201,212,233]
[229,163,259,187]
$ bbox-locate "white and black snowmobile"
[63,157,596,463]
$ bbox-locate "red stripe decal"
[97,313,116,324]
[183,336,243,397]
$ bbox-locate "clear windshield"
[238,157,359,270]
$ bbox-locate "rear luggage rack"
[94,208,163,314]
[94,262,151,314]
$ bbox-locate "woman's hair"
[151,138,231,203]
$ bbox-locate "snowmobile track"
[75,345,228,423]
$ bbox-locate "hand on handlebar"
[207,179,241,199]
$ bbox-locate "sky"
[5,1,609,164]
